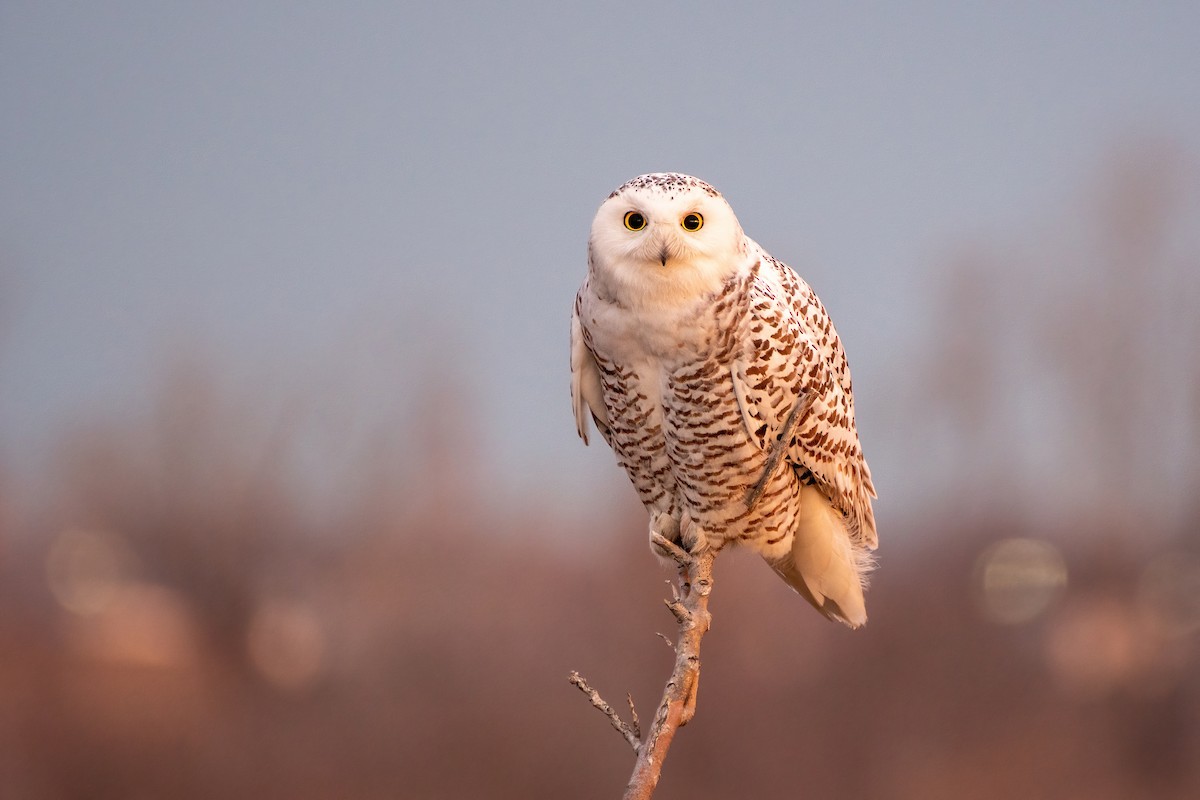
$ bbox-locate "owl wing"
[730,260,877,548]
[570,288,610,446]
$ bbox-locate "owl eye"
[623,211,647,231]
[681,213,704,231]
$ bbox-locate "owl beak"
[658,245,669,267]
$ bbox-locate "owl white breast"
[571,173,877,628]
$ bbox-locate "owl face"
[589,174,747,309]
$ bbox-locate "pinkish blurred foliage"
[1,150,1197,798]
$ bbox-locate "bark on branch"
[569,534,716,800]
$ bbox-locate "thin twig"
[626,694,641,741]
[568,671,640,752]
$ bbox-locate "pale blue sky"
[3,2,1199,518]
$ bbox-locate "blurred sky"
[3,2,1200,516]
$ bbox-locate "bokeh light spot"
[45,528,135,616]
[247,598,326,691]
[1044,597,1138,698]
[65,582,199,669]
[975,537,1068,624]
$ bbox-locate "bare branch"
[570,543,718,799]
[568,671,641,753]
[621,548,716,799]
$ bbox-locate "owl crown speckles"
[572,173,877,628]
[607,172,721,200]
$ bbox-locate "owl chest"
[593,340,802,550]
[598,350,767,505]
[585,291,771,507]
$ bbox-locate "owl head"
[588,173,749,309]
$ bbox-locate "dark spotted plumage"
[608,172,721,200]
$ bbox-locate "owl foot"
[648,512,683,561]
[651,530,695,597]
[677,511,709,556]
[653,513,715,600]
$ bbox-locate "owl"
[571,173,877,627]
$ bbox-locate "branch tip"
[568,670,640,752]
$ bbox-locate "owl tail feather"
[770,484,870,629]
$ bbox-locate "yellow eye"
[623,211,647,231]
[681,213,703,231]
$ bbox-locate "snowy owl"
[571,173,877,627]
